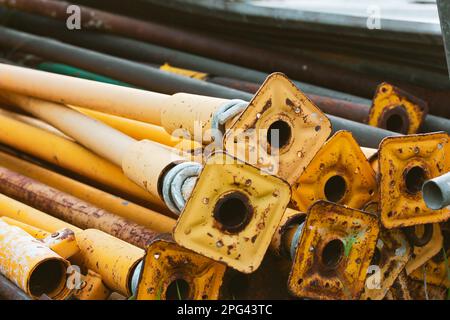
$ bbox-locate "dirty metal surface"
[73,270,111,300]
[361,228,411,300]
[379,133,450,228]
[368,83,428,134]
[74,229,144,297]
[224,73,331,185]
[288,201,379,300]
[136,236,226,300]
[174,152,291,273]
[405,224,443,275]
[270,208,306,257]
[291,131,377,212]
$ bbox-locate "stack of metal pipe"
[0,0,447,301]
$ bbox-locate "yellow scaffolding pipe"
[0,108,166,210]
[0,193,80,233]
[74,107,201,153]
[0,151,176,233]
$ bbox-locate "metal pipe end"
[423,179,445,210]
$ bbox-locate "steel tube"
[0,166,161,249]
[422,172,450,210]
[0,0,383,97]
[0,26,250,101]
[0,63,399,148]
[0,219,71,299]
[1,7,369,105]
[0,92,135,167]
[0,151,176,232]
[0,107,162,208]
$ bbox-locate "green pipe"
[37,62,134,88]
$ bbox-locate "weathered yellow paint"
[405,224,443,274]
[223,73,331,185]
[0,193,80,233]
[361,229,411,300]
[0,151,176,232]
[137,237,226,300]
[74,107,202,153]
[288,201,380,300]
[0,217,50,239]
[378,133,450,228]
[368,83,428,134]
[291,131,377,211]
[160,63,208,80]
[41,229,80,260]
[0,219,71,299]
[73,229,144,297]
[0,110,165,209]
[73,270,111,300]
[409,248,449,288]
[174,152,291,273]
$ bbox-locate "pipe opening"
[385,114,405,133]
[321,239,344,269]
[29,259,65,298]
[423,180,444,210]
[404,166,427,195]
[166,278,190,300]
[267,120,291,149]
[324,175,347,203]
[213,192,253,233]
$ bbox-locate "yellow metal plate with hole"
[379,133,450,228]
[405,224,443,274]
[361,229,411,300]
[288,201,379,300]
[291,131,377,212]
[409,248,450,288]
[174,152,291,273]
[223,72,331,185]
[136,237,226,300]
[368,83,428,134]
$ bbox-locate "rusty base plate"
[410,248,450,289]
[174,152,291,273]
[288,201,379,300]
[223,72,331,185]
[291,131,377,212]
[379,133,450,228]
[136,237,226,300]
[368,83,428,134]
[405,224,443,274]
[361,229,411,300]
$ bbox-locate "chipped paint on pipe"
[0,166,160,249]
[0,91,135,167]
[0,90,189,209]
[0,108,164,208]
[0,193,78,233]
[74,107,201,152]
[0,151,176,231]
[0,219,71,299]
[0,217,50,240]
[74,229,144,297]
[422,172,450,210]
